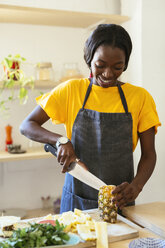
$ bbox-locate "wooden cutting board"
[122,201,165,238]
[77,209,139,247]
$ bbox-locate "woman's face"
[90,45,126,88]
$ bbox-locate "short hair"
[84,24,132,71]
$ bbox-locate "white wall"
[140,0,165,203]
[120,0,142,86]
[121,0,165,204]
[0,0,121,210]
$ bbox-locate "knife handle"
[44,143,57,157]
[44,143,76,172]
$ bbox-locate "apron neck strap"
[117,82,129,115]
[82,79,93,109]
[82,79,129,115]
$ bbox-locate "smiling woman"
[20,24,161,215]
[91,45,125,87]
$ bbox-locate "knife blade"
[44,143,107,190]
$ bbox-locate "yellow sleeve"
[36,81,69,124]
[137,89,161,134]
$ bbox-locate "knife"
[44,143,107,190]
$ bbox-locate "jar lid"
[38,62,52,68]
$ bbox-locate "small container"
[5,124,13,151]
[60,63,83,82]
[36,62,53,81]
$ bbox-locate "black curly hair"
[84,24,132,71]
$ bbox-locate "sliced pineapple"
[98,185,118,223]
[77,224,96,241]
[95,222,108,248]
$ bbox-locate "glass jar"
[60,63,83,82]
[36,62,54,81]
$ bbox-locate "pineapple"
[98,185,118,223]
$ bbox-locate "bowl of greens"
[0,220,81,248]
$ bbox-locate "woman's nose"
[102,68,113,78]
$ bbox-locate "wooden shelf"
[0,4,130,28]
[0,80,60,89]
[0,148,53,162]
[34,80,60,88]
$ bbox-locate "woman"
[20,24,161,213]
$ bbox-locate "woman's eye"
[115,68,123,71]
[95,64,104,68]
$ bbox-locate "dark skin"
[20,106,87,172]
[20,44,156,209]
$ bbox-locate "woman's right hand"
[57,142,88,173]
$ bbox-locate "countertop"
[122,201,165,239]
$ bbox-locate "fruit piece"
[38,220,56,226]
[98,185,118,223]
[95,222,108,248]
[77,224,96,241]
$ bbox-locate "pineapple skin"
[98,185,118,223]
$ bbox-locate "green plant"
[0,54,34,112]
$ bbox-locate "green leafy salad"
[0,220,70,248]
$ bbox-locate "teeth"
[99,78,111,83]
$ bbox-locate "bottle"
[5,124,13,151]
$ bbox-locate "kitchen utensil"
[7,144,26,154]
[44,144,107,190]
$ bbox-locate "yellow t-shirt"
[36,78,161,151]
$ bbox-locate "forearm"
[20,120,61,145]
[132,151,156,191]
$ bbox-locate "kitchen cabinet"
[0,4,129,28]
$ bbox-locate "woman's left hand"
[112,182,142,209]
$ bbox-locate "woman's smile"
[91,45,126,88]
[97,76,116,87]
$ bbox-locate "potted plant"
[0,54,34,112]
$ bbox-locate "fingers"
[112,182,128,194]
[112,182,136,209]
[61,157,89,173]
[78,160,89,171]
[56,144,77,173]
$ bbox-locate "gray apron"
[60,80,134,213]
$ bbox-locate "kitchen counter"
[23,207,161,248]
[0,147,52,162]
[122,201,165,239]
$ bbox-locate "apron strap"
[117,83,129,115]
[82,79,129,115]
[82,79,93,109]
